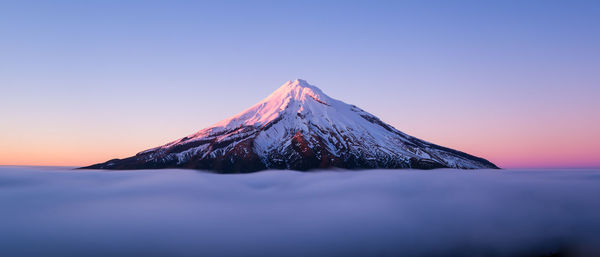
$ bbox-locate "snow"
[129,79,495,169]
[1,166,599,256]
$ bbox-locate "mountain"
[83,79,498,172]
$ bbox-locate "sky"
[1,0,599,168]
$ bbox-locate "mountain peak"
[285,78,310,87]
[274,79,329,103]
[209,79,331,129]
[278,78,318,92]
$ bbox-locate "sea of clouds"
[0,166,599,257]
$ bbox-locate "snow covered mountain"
[83,79,498,172]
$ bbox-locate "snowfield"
[1,166,599,257]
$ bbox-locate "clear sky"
[1,0,599,168]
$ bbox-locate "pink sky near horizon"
[1,79,598,169]
[1,127,598,169]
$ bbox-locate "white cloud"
[0,167,599,257]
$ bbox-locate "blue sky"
[1,0,599,167]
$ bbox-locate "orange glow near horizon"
[2,145,598,168]
[1,117,598,168]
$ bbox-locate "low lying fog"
[0,167,599,257]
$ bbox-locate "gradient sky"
[1,0,599,168]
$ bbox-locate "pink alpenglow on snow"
[83,79,498,172]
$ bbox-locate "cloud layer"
[1,167,599,257]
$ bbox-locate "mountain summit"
[83,79,498,172]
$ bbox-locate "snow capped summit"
[210,78,329,129]
[84,79,498,172]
